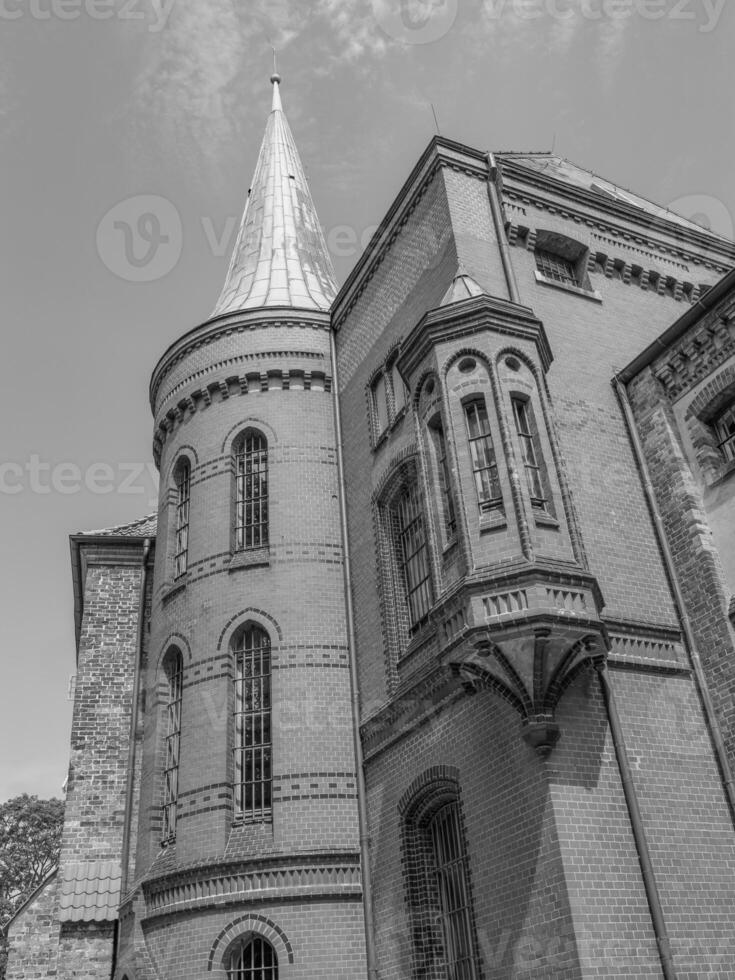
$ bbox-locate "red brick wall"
[5,874,58,980]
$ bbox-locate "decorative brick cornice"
[398,293,552,381]
[150,307,331,410]
[152,370,332,466]
[141,853,362,920]
[650,306,735,400]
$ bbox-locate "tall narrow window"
[512,396,547,508]
[227,938,278,980]
[390,359,407,418]
[174,460,190,578]
[715,404,735,463]
[464,399,501,510]
[372,372,390,439]
[233,626,272,822]
[396,484,433,631]
[430,802,476,980]
[162,649,183,843]
[429,416,456,536]
[234,432,268,550]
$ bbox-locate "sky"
[0,0,732,802]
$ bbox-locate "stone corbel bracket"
[452,629,606,757]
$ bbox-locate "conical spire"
[211,74,338,317]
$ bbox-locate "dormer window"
[715,404,735,463]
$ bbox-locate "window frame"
[428,413,457,541]
[232,625,272,823]
[401,779,479,980]
[226,936,278,980]
[715,403,735,464]
[161,648,183,844]
[233,431,269,552]
[173,459,190,579]
[463,396,503,513]
[395,481,434,634]
[511,394,549,510]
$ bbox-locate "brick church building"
[6,74,735,979]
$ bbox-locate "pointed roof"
[211,74,338,317]
[440,271,485,306]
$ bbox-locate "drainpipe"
[595,661,677,980]
[485,152,520,306]
[120,537,151,901]
[330,329,380,980]
[614,377,735,827]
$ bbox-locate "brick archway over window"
[207,914,294,972]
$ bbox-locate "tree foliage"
[0,794,64,973]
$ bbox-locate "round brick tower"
[118,76,367,979]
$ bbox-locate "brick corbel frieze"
[140,852,362,920]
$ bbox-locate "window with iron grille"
[396,483,433,631]
[429,417,456,537]
[715,404,735,463]
[227,937,278,980]
[430,802,477,980]
[234,432,268,550]
[464,399,502,511]
[535,248,577,287]
[162,649,183,843]
[233,626,272,822]
[511,396,547,508]
[372,371,390,440]
[174,460,190,578]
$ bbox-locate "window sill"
[534,270,602,303]
[228,547,270,571]
[479,509,507,533]
[371,407,408,452]
[533,510,559,529]
[706,458,735,489]
[162,576,187,603]
[442,536,458,557]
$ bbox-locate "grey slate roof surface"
[77,513,157,538]
[58,860,121,922]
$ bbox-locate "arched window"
[162,648,183,843]
[233,625,272,822]
[429,802,475,978]
[173,458,190,578]
[234,431,268,551]
[227,937,278,980]
[402,781,478,979]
